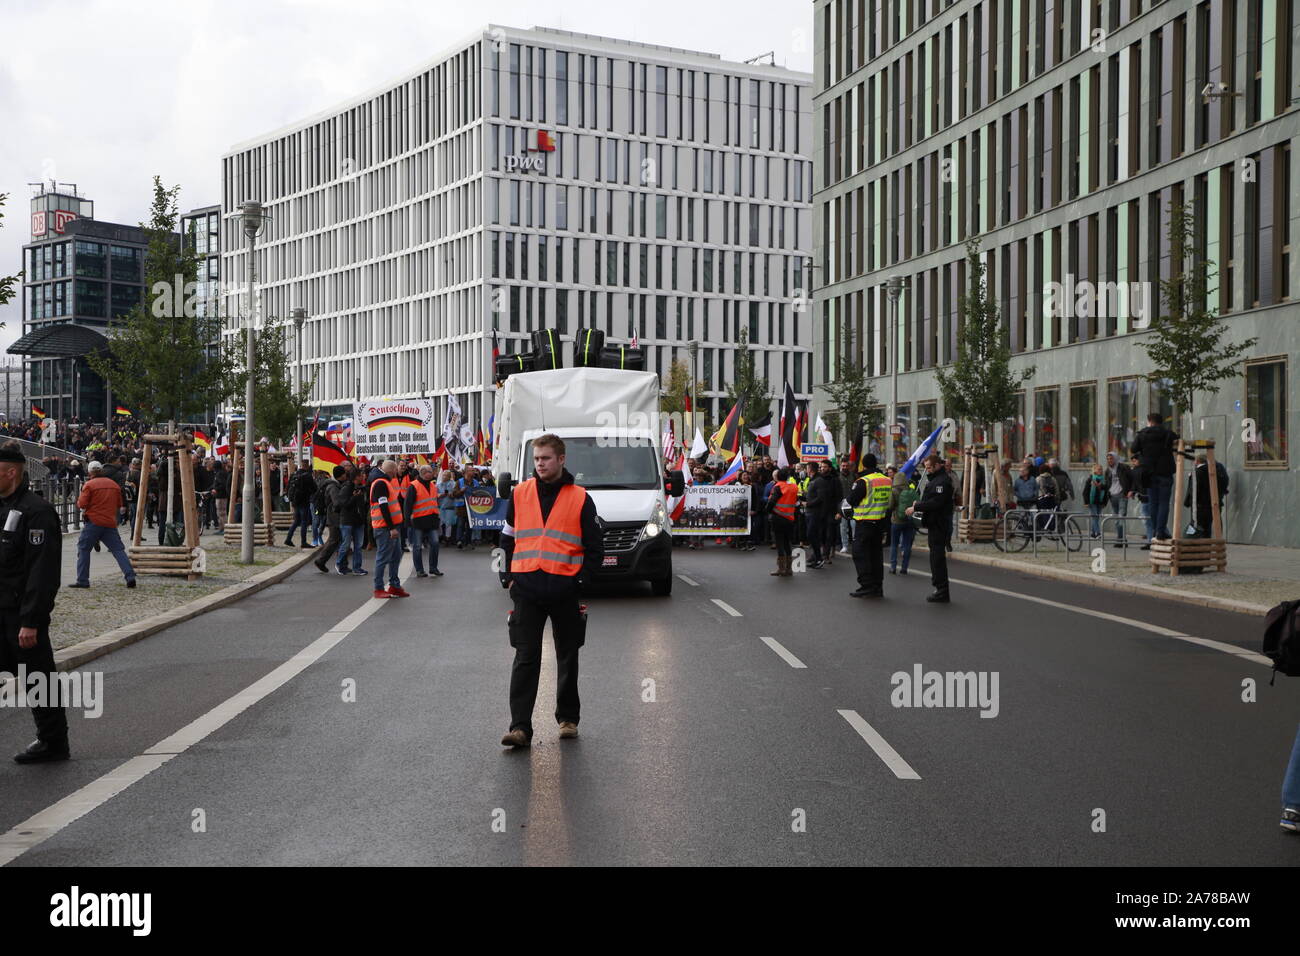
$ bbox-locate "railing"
[32,476,84,533]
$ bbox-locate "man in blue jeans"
[404,464,443,577]
[283,460,316,548]
[369,459,408,598]
[1281,723,1300,833]
[1131,412,1178,549]
[334,466,367,575]
[69,461,136,589]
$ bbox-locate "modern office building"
[220,24,814,433]
[11,184,147,423]
[181,204,225,423]
[812,0,1298,545]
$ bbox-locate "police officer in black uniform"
[0,443,67,762]
[907,453,954,603]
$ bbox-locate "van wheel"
[651,574,673,596]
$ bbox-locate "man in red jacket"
[71,461,136,589]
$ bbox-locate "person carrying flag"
[848,454,893,599]
[499,434,603,748]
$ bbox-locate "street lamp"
[290,307,307,465]
[687,340,700,445]
[884,275,909,463]
[236,199,270,564]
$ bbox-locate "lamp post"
[238,200,269,564]
[687,340,699,446]
[290,307,307,465]
[884,275,909,464]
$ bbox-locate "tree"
[87,177,229,423]
[822,318,879,452]
[1142,199,1257,436]
[725,328,772,449]
[223,323,316,444]
[0,194,19,320]
[659,358,706,415]
[935,239,1035,439]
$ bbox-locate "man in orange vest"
[403,464,442,577]
[369,459,410,599]
[499,433,602,748]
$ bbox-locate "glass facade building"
[813,0,1299,545]
[221,25,813,434]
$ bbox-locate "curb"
[54,550,319,671]
[914,543,1273,616]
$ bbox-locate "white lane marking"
[0,557,406,866]
[949,576,1274,668]
[676,574,699,586]
[759,636,806,669]
[837,709,921,780]
[711,598,743,617]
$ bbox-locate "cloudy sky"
[0,0,815,351]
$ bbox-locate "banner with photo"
[671,484,751,536]
[351,399,437,456]
[465,484,509,530]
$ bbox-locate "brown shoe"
[500,729,530,748]
[559,722,578,739]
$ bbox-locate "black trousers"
[771,516,794,556]
[806,509,826,562]
[852,519,886,591]
[0,609,67,745]
[314,523,340,566]
[824,511,842,555]
[508,588,583,736]
[927,524,950,593]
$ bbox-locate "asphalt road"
[1,539,1297,866]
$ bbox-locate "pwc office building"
[812,0,1299,546]
[221,25,814,434]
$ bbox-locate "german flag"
[115,405,131,417]
[192,430,213,452]
[710,399,744,463]
[475,428,488,466]
[311,429,348,472]
[31,405,46,421]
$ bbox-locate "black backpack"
[314,479,336,515]
[1262,600,1300,684]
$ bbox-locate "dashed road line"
[676,574,699,586]
[759,636,806,668]
[711,598,743,617]
[837,709,921,780]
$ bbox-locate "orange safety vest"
[409,479,439,519]
[772,481,799,521]
[395,473,412,495]
[510,478,587,576]
[369,477,405,529]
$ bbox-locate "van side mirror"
[497,472,513,499]
[665,470,684,497]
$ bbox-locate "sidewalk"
[918,536,1298,615]
[53,527,314,651]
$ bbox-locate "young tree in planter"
[725,328,772,453]
[87,177,229,424]
[935,239,1035,502]
[1141,199,1257,438]
[822,319,879,460]
[222,323,315,446]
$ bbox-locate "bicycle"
[993,504,1084,552]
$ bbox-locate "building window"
[1069,383,1098,464]
[1245,358,1287,467]
[509,44,520,119]
[1148,378,1177,429]
[1002,391,1026,462]
[1106,378,1138,457]
[1034,387,1060,460]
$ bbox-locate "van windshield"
[523,437,660,490]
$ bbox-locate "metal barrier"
[995,507,1080,557]
[1093,513,1153,562]
[32,476,84,533]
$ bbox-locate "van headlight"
[642,500,667,538]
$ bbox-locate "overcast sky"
[0,0,814,352]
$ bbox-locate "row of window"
[489,181,806,252]
[492,43,804,156]
[25,279,142,321]
[24,241,143,283]
[488,126,811,199]
[822,1,1293,171]
[867,360,1287,470]
[820,150,1292,378]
